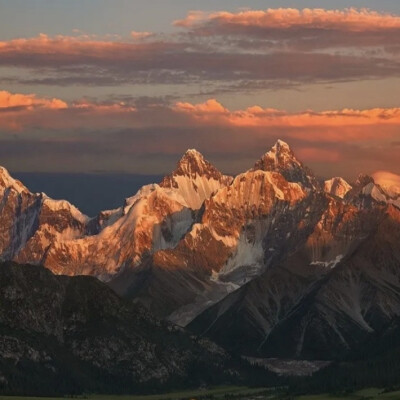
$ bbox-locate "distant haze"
[13,172,162,216]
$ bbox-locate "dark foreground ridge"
[0,262,274,395]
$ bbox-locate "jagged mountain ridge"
[0,150,231,280]
[0,141,399,362]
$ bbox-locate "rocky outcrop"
[324,177,352,199]
[252,140,318,189]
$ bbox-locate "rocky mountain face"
[324,177,352,198]
[252,140,318,189]
[0,262,244,395]
[0,150,231,281]
[0,140,400,364]
[189,204,400,358]
[0,168,89,265]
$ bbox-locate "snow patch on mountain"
[152,207,193,251]
[172,175,226,210]
[310,254,343,269]
[218,229,265,282]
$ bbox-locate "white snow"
[122,184,159,214]
[211,170,305,210]
[172,175,224,210]
[42,196,89,224]
[311,254,343,269]
[372,171,400,197]
[0,167,28,194]
[152,207,193,251]
[263,140,301,169]
[362,182,400,209]
[219,232,264,279]
[209,227,237,247]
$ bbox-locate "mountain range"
[0,140,400,393]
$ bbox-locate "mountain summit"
[159,149,232,209]
[252,140,317,188]
[324,177,352,199]
[161,148,229,182]
[253,140,299,170]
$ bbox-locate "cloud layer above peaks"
[1,8,400,92]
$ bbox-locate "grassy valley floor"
[2,387,400,400]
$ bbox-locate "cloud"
[174,99,400,133]
[175,8,400,32]
[0,33,180,67]
[0,90,135,131]
[130,31,154,40]
[1,8,400,90]
[174,99,228,114]
[3,49,398,87]
[0,90,67,110]
[0,92,399,177]
[2,91,400,141]
[175,8,400,53]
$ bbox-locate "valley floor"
[297,388,400,399]
[2,387,400,400]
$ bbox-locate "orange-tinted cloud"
[174,99,400,134]
[174,99,228,114]
[0,91,136,131]
[1,10,400,91]
[175,8,400,32]
[0,90,67,110]
[1,92,400,146]
[0,33,170,58]
[175,8,400,53]
[0,92,398,176]
[130,31,154,40]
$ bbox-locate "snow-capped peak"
[41,193,89,224]
[253,140,299,171]
[273,139,291,152]
[159,150,232,210]
[161,148,231,185]
[185,148,203,157]
[252,140,316,189]
[372,171,400,198]
[0,166,29,193]
[176,149,208,175]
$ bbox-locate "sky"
[0,0,399,181]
